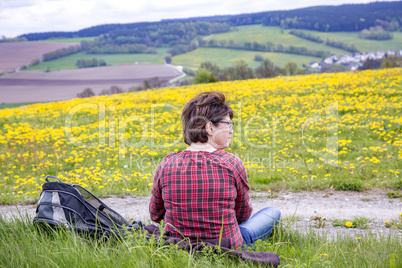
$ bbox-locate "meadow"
[205,25,347,56]
[0,68,401,204]
[208,25,402,54]
[299,29,402,53]
[25,48,169,72]
[171,47,319,70]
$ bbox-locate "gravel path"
[1,189,401,237]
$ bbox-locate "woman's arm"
[149,164,166,223]
[234,161,253,223]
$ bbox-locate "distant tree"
[232,60,254,80]
[99,86,125,95]
[255,59,278,78]
[99,59,107,66]
[194,69,219,84]
[381,56,402,68]
[146,77,163,88]
[199,62,221,77]
[30,58,40,66]
[77,88,95,98]
[109,86,124,94]
[164,54,172,64]
[359,59,381,70]
[143,80,151,90]
[283,62,299,76]
[254,55,264,62]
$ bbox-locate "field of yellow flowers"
[0,68,401,204]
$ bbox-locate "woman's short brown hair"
[181,91,233,145]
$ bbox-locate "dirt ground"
[1,189,401,237]
[0,64,182,103]
[0,42,80,73]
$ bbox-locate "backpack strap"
[45,176,62,183]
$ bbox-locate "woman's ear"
[205,122,214,135]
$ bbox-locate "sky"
[1,0,400,38]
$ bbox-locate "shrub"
[194,69,218,84]
[254,55,264,62]
[76,88,95,98]
[98,86,125,96]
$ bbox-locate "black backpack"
[33,176,143,238]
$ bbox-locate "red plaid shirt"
[149,150,253,249]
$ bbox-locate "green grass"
[207,25,348,55]
[1,216,400,267]
[172,47,319,70]
[0,102,45,110]
[25,48,169,71]
[297,29,402,53]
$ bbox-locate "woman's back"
[149,150,252,249]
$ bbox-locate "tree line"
[289,30,323,43]
[288,30,360,53]
[359,26,393,40]
[19,2,401,43]
[192,59,300,84]
[75,58,107,68]
[43,45,81,61]
[69,21,230,55]
[324,39,359,53]
[199,38,331,58]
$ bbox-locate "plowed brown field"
[0,64,182,103]
[0,42,79,73]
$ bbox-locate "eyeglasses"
[219,121,234,130]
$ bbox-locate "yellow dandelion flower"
[345,221,353,228]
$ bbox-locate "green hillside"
[25,48,168,71]
[172,47,319,70]
[24,24,401,72]
[206,25,346,55]
[295,29,402,53]
[205,25,402,54]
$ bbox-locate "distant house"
[309,61,320,69]
[376,51,385,59]
[323,55,338,64]
[350,64,359,71]
[312,49,397,72]
[386,50,395,56]
[367,52,376,60]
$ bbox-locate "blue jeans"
[239,207,281,247]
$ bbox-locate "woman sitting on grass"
[149,91,281,249]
